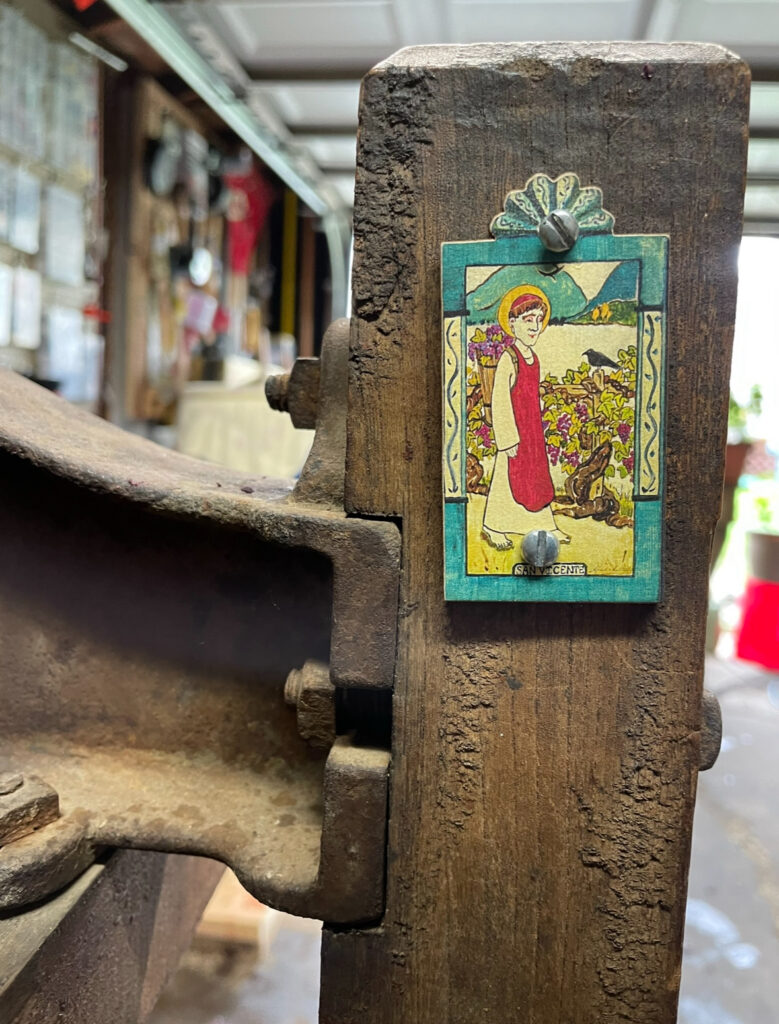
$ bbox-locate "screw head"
[521,530,560,569]
[537,209,580,253]
[0,772,24,796]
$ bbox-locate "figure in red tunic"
[482,288,571,551]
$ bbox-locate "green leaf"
[618,465,628,478]
[613,441,629,460]
[604,464,616,478]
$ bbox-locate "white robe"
[482,350,556,536]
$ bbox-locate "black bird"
[582,348,620,370]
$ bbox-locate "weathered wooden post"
[322,44,749,1023]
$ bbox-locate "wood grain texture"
[324,44,750,1024]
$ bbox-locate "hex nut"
[0,774,60,846]
[284,660,336,750]
[265,358,321,430]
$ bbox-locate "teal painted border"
[442,232,667,603]
[442,234,667,313]
[444,501,662,602]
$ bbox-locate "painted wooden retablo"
[443,173,667,601]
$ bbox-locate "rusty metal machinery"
[0,318,398,925]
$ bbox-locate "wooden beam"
[324,43,750,1024]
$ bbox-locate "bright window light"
[732,235,779,450]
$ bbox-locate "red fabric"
[736,577,779,670]
[223,164,275,274]
[507,349,555,512]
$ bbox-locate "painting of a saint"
[442,174,667,601]
[482,286,570,551]
[459,258,643,580]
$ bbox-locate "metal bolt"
[284,666,304,707]
[284,661,336,750]
[0,772,23,796]
[0,773,59,847]
[521,530,559,569]
[265,372,291,412]
[700,690,722,771]
[538,209,580,253]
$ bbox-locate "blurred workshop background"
[0,1,776,1022]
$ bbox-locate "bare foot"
[482,527,513,551]
[551,528,571,544]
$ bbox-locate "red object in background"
[73,0,99,10]
[212,306,230,334]
[736,577,779,670]
[223,163,275,275]
[83,303,112,324]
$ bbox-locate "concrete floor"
[678,658,779,1024]
[148,916,321,1024]
[148,657,778,1024]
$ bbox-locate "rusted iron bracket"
[0,318,398,924]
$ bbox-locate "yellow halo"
[497,285,551,337]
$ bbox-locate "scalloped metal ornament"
[490,173,615,239]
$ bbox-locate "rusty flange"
[0,325,398,691]
[0,319,398,921]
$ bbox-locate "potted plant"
[710,386,764,571]
[725,385,762,484]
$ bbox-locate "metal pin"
[521,530,560,569]
[538,209,580,253]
